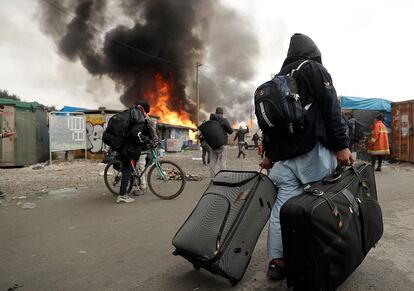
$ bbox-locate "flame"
[144,73,197,141]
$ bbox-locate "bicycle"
[103,148,186,200]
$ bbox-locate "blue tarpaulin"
[59,106,88,112]
[340,96,392,127]
[340,96,391,112]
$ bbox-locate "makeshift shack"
[157,122,195,152]
[0,99,49,167]
[340,96,392,161]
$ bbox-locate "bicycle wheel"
[103,160,134,195]
[147,161,186,199]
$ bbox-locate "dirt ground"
[1,147,414,290]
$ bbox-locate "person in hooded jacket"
[234,125,249,158]
[209,107,233,176]
[117,100,159,204]
[259,33,354,280]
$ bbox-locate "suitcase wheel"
[230,279,239,286]
[193,264,201,270]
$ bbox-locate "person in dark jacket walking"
[252,132,260,149]
[209,107,233,176]
[234,126,249,158]
[260,33,353,280]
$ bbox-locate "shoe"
[0,191,5,198]
[375,167,381,172]
[116,195,135,203]
[267,258,286,280]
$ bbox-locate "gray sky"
[1,0,413,111]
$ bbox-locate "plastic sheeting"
[60,106,89,112]
[340,96,392,128]
[340,96,391,112]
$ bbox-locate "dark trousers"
[119,150,133,196]
[201,141,211,164]
[237,142,246,158]
[371,155,383,169]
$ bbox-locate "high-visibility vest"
[367,120,390,155]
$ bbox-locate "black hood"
[283,33,322,66]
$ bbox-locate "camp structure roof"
[59,106,121,114]
[0,98,39,111]
[340,96,392,112]
[157,122,196,131]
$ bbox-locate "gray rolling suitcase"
[172,170,277,285]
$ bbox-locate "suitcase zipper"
[172,192,231,262]
[218,175,264,257]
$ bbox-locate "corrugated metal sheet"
[15,109,37,165]
[36,109,50,162]
[391,100,414,162]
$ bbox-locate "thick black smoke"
[38,0,258,123]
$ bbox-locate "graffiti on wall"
[85,114,113,154]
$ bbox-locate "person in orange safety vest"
[367,113,390,171]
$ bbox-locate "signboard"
[49,112,87,162]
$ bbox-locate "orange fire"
[144,73,197,140]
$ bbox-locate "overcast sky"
[1,0,413,111]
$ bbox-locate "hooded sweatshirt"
[263,33,349,162]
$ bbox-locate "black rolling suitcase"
[172,170,277,285]
[280,163,383,291]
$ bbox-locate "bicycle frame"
[131,148,167,183]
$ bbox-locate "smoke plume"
[38,0,258,123]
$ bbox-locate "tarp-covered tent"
[340,96,392,127]
[340,96,392,161]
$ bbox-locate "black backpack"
[102,110,131,150]
[254,60,309,134]
[199,120,226,150]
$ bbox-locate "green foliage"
[0,89,21,101]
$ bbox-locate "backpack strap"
[288,60,309,76]
[137,105,149,118]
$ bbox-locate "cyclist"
[117,100,159,203]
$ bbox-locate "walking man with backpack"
[206,107,233,177]
[103,100,159,203]
[256,33,353,280]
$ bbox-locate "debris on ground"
[22,202,36,209]
[185,174,203,181]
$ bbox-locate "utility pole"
[195,62,202,143]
